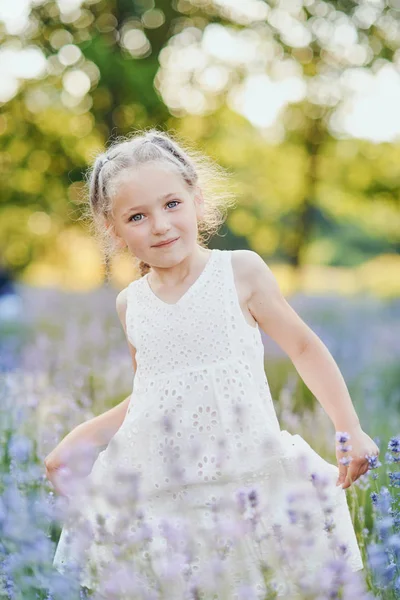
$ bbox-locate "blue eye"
[167,200,180,208]
[129,200,181,222]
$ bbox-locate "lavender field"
[0,284,399,600]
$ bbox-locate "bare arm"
[59,395,132,449]
[241,250,361,432]
[241,250,379,489]
[46,288,136,456]
[45,395,132,494]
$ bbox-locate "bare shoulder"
[116,287,129,312]
[232,250,315,359]
[116,285,138,372]
[230,249,278,299]
[116,287,129,333]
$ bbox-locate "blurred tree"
[155,0,400,266]
[0,0,399,283]
[0,0,233,280]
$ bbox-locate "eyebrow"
[122,192,180,217]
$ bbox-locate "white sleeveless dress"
[53,248,363,598]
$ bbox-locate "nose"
[152,212,171,234]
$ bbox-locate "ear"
[193,186,205,222]
[105,220,127,249]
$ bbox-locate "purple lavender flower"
[336,543,349,558]
[377,516,394,543]
[370,492,378,506]
[385,450,400,464]
[367,543,386,570]
[235,489,247,514]
[382,563,397,586]
[366,454,380,469]
[248,488,258,508]
[336,431,354,461]
[287,508,298,524]
[336,431,351,444]
[341,444,353,452]
[376,486,393,515]
[387,534,400,560]
[388,436,400,454]
[388,471,400,487]
[323,516,336,534]
[310,470,330,490]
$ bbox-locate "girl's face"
[109,163,204,265]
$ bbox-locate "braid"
[89,159,103,210]
[148,135,197,182]
[150,135,188,165]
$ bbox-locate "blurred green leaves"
[0,0,399,292]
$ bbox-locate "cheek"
[123,223,148,245]
[176,206,197,228]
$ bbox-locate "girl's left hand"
[335,426,380,489]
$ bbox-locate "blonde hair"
[83,127,237,280]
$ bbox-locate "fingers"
[341,460,371,489]
[45,468,60,495]
[341,471,354,489]
[45,465,66,496]
[336,462,348,486]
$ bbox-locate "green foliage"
[0,0,399,280]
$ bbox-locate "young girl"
[47,129,379,599]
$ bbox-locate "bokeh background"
[1,0,400,293]
[0,2,399,597]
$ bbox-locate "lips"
[153,237,179,247]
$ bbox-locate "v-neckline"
[144,249,217,307]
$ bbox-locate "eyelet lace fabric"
[53,249,363,598]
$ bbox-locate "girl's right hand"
[44,445,71,496]
[44,439,98,496]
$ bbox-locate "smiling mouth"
[153,237,179,247]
